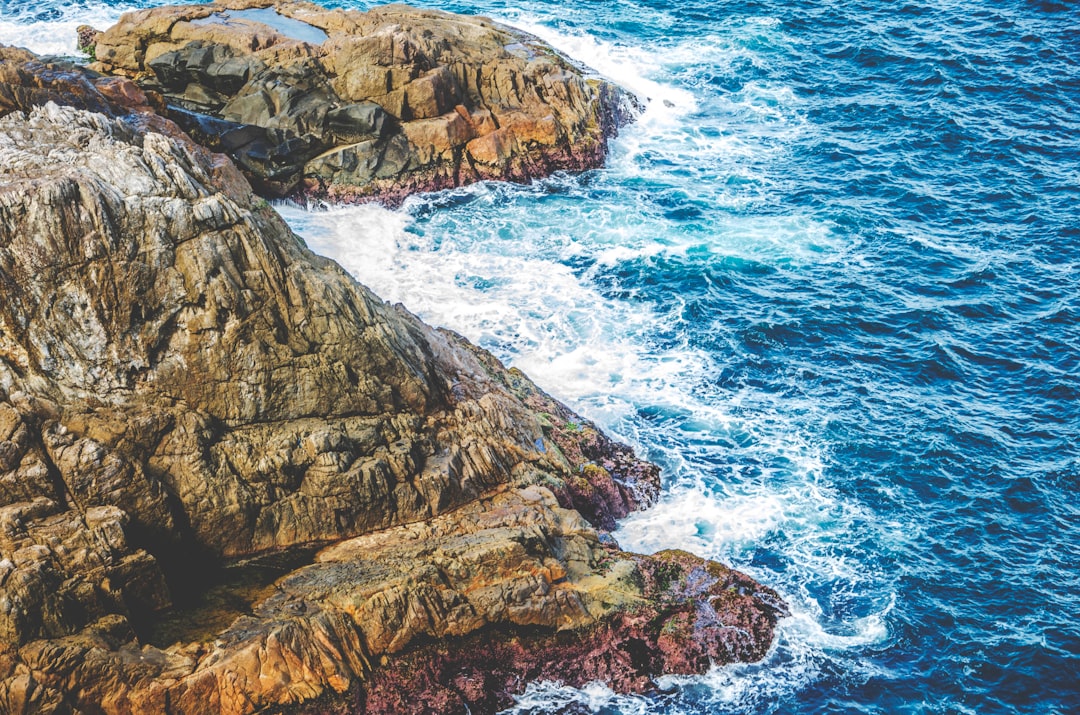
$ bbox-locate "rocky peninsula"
[0,3,785,713]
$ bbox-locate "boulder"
[87,0,639,203]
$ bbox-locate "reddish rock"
[354,550,786,715]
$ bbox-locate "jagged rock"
[0,46,145,119]
[357,548,783,714]
[87,0,639,203]
[76,26,103,58]
[0,50,783,714]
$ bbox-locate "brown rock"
[91,0,640,204]
[401,111,475,165]
[0,50,783,715]
[357,549,784,714]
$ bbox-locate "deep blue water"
[3,1,1079,713]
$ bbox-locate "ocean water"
[3,1,1078,713]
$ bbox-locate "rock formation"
[0,37,784,715]
[86,0,638,204]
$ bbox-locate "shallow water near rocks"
[3,0,1078,713]
[190,7,328,44]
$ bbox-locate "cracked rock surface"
[0,48,784,715]
[89,0,639,204]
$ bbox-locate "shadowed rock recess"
[0,32,785,715]
[87,0,639,204]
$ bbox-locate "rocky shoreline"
[83,0,639,205]
[0,3,785,713]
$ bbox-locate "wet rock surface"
[87,0,639,204]
[0,47,783,715]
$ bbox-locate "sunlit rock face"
[89,0,639,204]
[0,45,783,715]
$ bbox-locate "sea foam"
[0,2,135,56]
[276,10,895,712]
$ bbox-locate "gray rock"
[324,101,387,144]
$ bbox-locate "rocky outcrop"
[86,0,638,204]
[0,50,784,714]
[356,546,784,714]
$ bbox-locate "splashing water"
[3,0,1078,712]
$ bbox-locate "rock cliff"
[87,0,638,204]
[0,40,784,715]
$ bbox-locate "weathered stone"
[76,25,102,57]
[403,65,459,120]
[148,41,263,96]
[402,111,475,165]
[467,128,514,167]
[357,549,784,714]
[323,101,386,144]
[90,0,640,204]
[0,49,783,715]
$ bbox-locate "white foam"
[492,9,809,201]
[0,3,136,57]
[652,610,890,711]
[501,681,651,715]
[615,484,804,558]
[278,199,713,435]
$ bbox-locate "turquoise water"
[3,1,1078,713]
